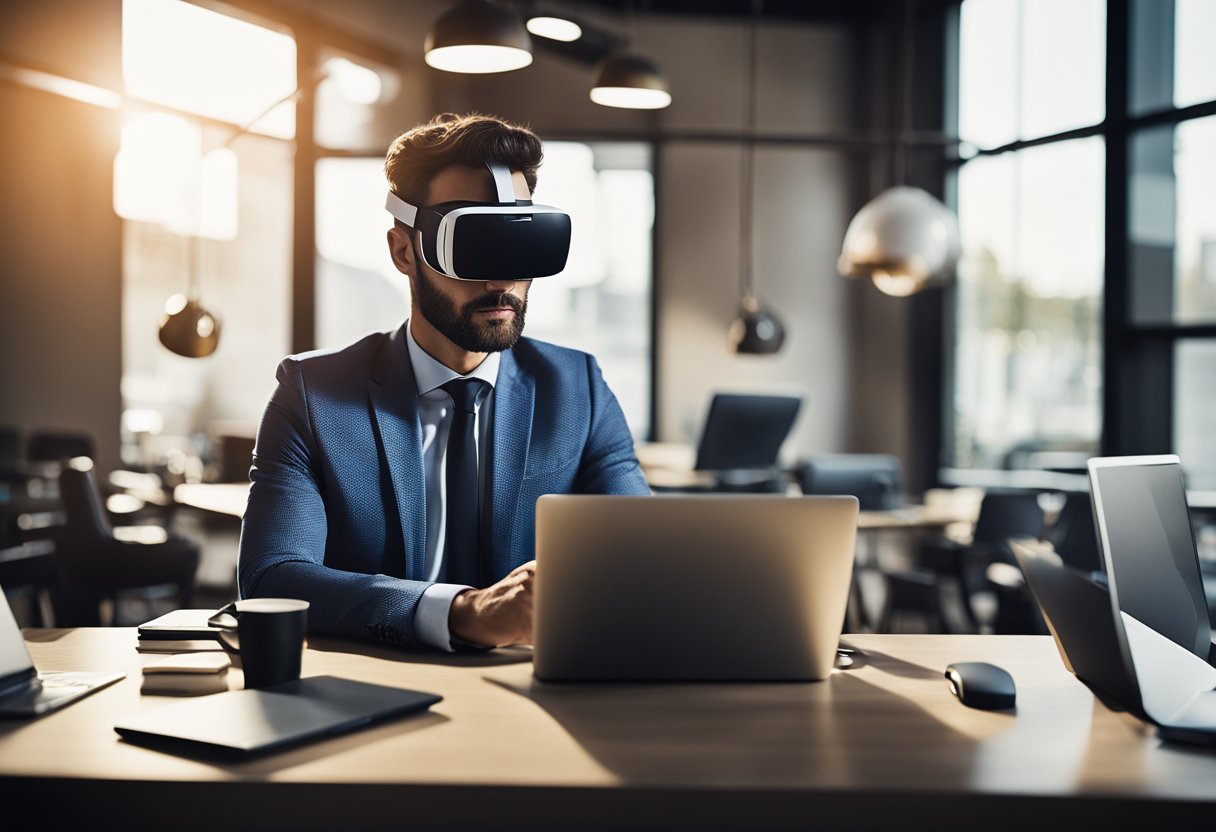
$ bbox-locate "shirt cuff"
[414,582,471,652]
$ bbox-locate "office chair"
[797,455,903,510]
[26,431,95,466]
[1049,492,1102,576]
[51,458,199,626]
[914,490,1046,633]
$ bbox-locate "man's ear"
[387,225,415,276]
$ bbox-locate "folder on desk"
[115,675,441,756]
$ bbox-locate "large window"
[950,0,1106,472]
[949,0,1216,489]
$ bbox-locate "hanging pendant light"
[159,235,221,358]
[838,0,959,297]
[729,0,783,355]
[425,0,533,74]
[590,52,671,109]
[838,186,959,297]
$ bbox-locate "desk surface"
[3,629,1214,830]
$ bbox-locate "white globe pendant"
[837,186,960,297]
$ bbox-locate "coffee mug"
[207,598,309,689]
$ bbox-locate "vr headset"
[385,161,572,281]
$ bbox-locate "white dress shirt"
[406,319,500,651]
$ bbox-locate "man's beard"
[411,266,527,353]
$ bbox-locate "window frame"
[944,0,1216,482]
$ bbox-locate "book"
[141,652,231,695]
[138,608,223,640]
[136,639,225,653]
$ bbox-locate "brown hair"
[384,112,544,210]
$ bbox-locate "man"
[238,113,649,651]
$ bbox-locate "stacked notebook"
[136,608,223,654]
[140,652,231,695]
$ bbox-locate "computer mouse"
[944,662,1016,711]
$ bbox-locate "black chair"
[1049,492,1102,576]
[915,491,1046,633]
[26,431,95,466]
[51,458,199,626]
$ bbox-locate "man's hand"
[448,560,535,648]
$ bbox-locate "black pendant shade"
[729,296,785,355]
[158,294,221,358]
[424,0,533,74]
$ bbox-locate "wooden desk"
[2,630,1213,830]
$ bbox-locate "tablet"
[115,675,441,756]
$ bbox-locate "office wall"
[439,16,857,459]
[0,1,124,473]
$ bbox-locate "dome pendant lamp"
[838,0,959,297]
[590,52,671,109]
[729,0,784,355]
[425,0,533,74]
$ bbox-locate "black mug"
[207,598,309,689]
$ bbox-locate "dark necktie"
[442,378,487,587]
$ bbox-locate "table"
[2,630,1214,830]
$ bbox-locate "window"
[950,0,1106,472]
[949,0,1216,490]
[119,1,296,469]
[314,142,655,439]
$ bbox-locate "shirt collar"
[406,317,501,396]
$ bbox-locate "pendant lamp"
[838,1,959,297]
[155,84,307,359]
[159,236,220,358]
[729,0,784,355]
[590,52,671,109]
[425,0,533,74]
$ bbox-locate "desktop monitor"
[693,394,801,472]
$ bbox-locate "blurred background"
[0,0,1213,635]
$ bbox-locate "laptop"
[694,393,801,472]
[0,587,124,717]
[114,675,442,757]
[1015,455,1216,744]
[533,494,858,681]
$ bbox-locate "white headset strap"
[487,161,516,204]
[386,161,515,225]
[385,190,418,227]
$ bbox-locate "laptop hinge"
[0,666,37,698]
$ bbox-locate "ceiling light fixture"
[590,52,671,109]
[526,15,582,42]
[837,0,959,297]
[729,0,784,355]
[424,0,533,74]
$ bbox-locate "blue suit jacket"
[237,324,649,648]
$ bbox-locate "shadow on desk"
[307,636,534,668]
[485,669,985,790]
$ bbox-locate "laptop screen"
[1091,458,1212,659]
[0,590,36,682]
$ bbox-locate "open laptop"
[1015,455,1216,744]
[0,587,124,717]
[694,393,801,472]
[533,494,858,681]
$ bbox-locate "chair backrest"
[57,461,112,542]
[1050,492,1102,575]
[973,491,1045,553]
[27,431,94,464]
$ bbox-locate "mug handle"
[207,602,241,656]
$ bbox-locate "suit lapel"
[368,325,427,578]
[486,347,534,579]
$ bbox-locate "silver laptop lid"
[533,494,858,682]
[0,588,36,685]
